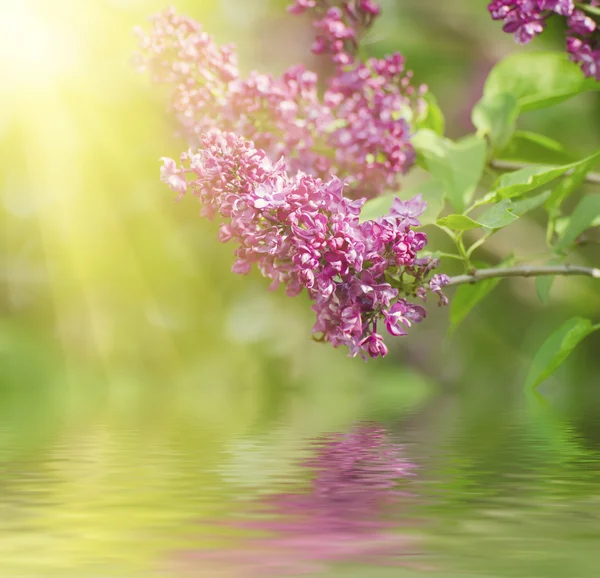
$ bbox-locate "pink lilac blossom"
[288,0,381,65]
[135,6,424,199]
[173,424,420,577]
[488,1,600,80]
[161,130,446,359]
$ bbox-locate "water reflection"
[173,423,421,577]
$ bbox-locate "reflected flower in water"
[172,423,422,577]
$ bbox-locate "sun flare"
[0,0,80,93]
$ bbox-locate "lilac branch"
[446,264,600,287]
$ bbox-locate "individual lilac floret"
[487,1,600,80]
[136,7,424,199]
[429,274,451,306]
[161,130,447,359]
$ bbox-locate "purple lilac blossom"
[161,130,447,359]
[488,1,600,80]
[135,6,424,199]
[173,424,420,577]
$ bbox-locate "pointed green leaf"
[414,130,487,213]
[492,150,600,200]
[497,131,574,165]
[359,180,445,225]
[535,276,554,305]
[484,52,600,112]
[449,258,515,334]
[415,92,445,136]
[436,214,481,231]
[524,317,595,390]
[449,278,502,334]
[477,199,519,228]
[510,190,552,216]
[545,154,600,214]
[554,194,600,252]
[472,92,519,151]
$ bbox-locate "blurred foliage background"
[1,0,600,576]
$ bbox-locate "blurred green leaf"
[415,92,445,136]
[472,92,519,151]
[497,131,574,165]
[449,277,502,335]
[484,52,600,112]
[414,130,486,213]
[449,257,516,334]
[524,317,595,390]
[510,190,552,216]
[492,150,600,200]
[554,194,600,252]
[535,276,554,305]
[359,180,445,225]
[477,199,519,228]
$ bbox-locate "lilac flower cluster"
[488,0,600,80]
[161,130,448,359]
[288,0,381,65]
[135,5,424,199]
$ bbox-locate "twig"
[489,160,600,185]
[447,264,600,287]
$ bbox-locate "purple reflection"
[172,423,422,577]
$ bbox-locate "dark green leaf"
[497,131,574,165]
[554,194,600,252]
[414,130,487,213]
[484,52,600,112]
[359,180,445,225]
[524,317,595,390]
[472,92,519,151]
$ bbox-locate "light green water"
[2,343,599,578]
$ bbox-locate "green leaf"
[449,258,515,334]
[579,3,600,16]
[449,278,501,334]
[483,52,600,112]
[359,180,445,226]
[413,130,487,213]
[545,154,600,214]
[535,276,554,305]
[554,194,600,252]
[415,92,445,136]
[472,92,519,151]
[437,200,521,231]
[497,131,574,165]
[511,190,552,216]
[476,199,519,228]
[436,214,482,231]
[492,149,600,200]
[524,317,595,390]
